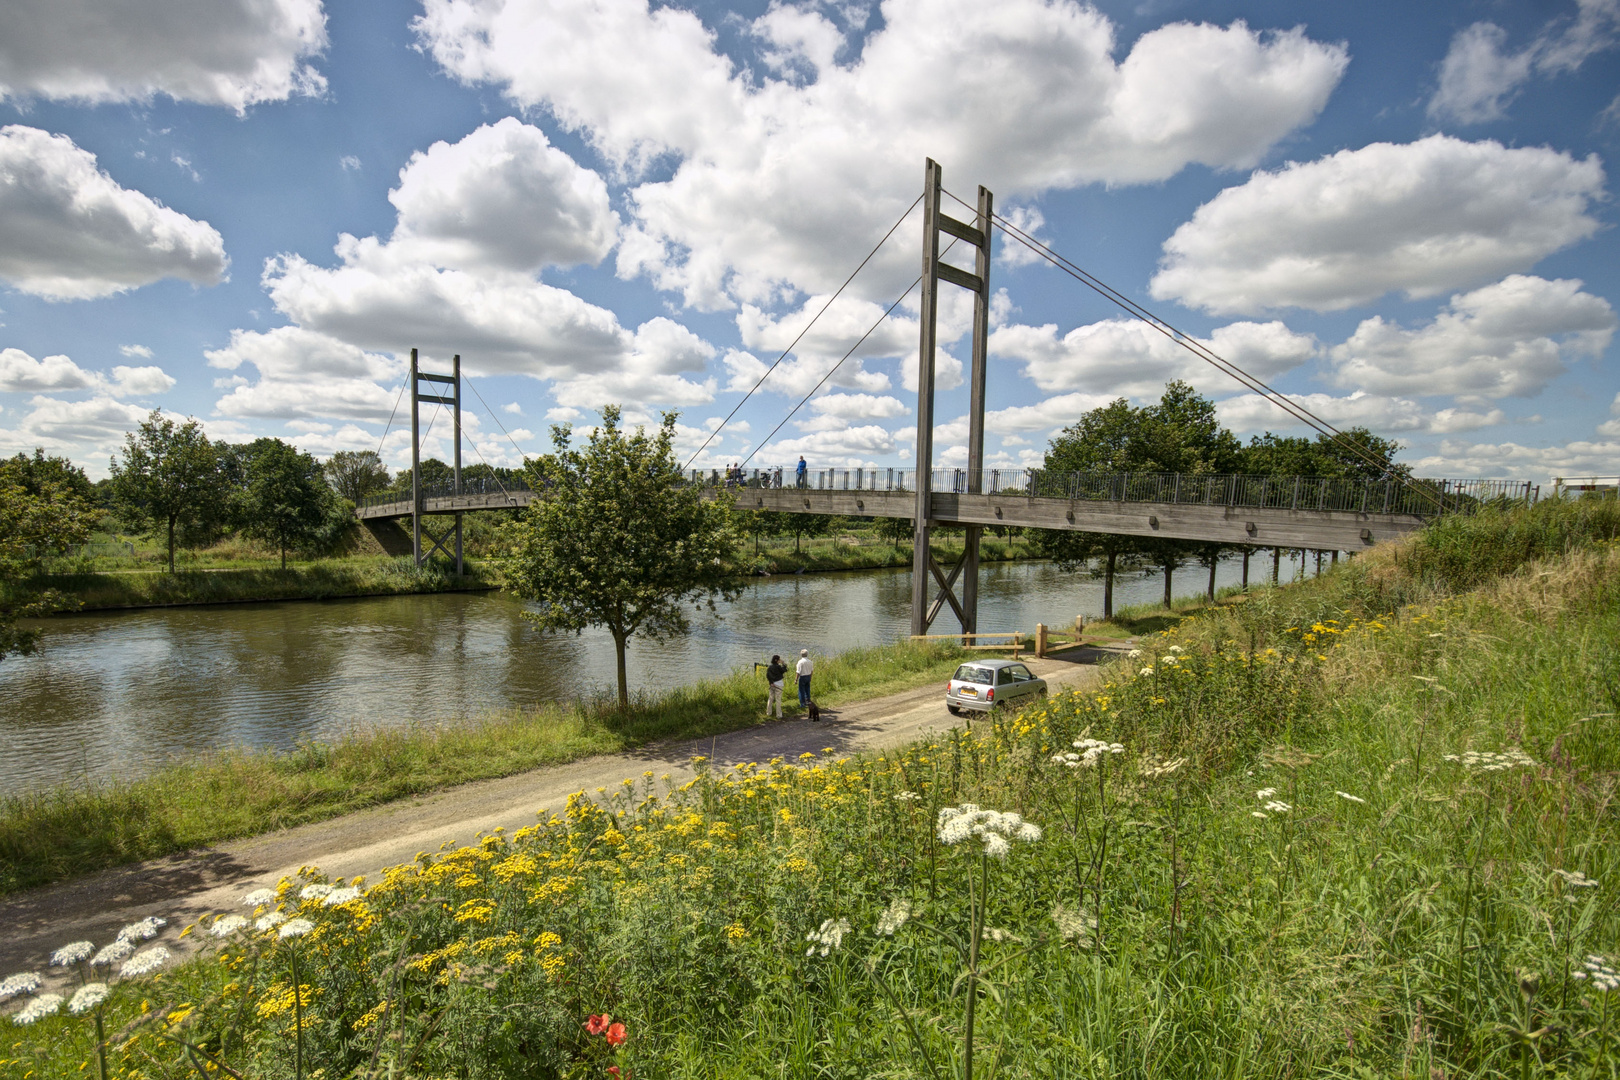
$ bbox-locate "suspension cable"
[948,188,1439,507]
[742,236,960,468]
[681,193,925,470]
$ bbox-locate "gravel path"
[0,645,1123,988]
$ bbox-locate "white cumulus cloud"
[1150,136,1605,315]
[415,0,1347,308]
[0,347,174,397]
[0,126,228,301]
[1428,1,1620,125]
[1216,390,1506,436]
[989,317,1316,398]
[205,326,405,421]
[0,0,328,112]
[387,117,618,273]
[1328,275,1615,400]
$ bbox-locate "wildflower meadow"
[4,498,1619,1078]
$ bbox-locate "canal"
[0,554,1312,793]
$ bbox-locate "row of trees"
[1039,381,1402,615]
[108,412,351,572]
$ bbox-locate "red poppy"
[584,1014,609,1035]
[607,1069,620,1078]
[605,1022,628,1047]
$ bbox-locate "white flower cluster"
[67,983,109,1015]
[120,947,170,978]
[322,886,362,907]
[875,899,913,937]
[211,915,249,938]
[1050,902,1097,944]
[256,912,288,933]
[1263,801,1291,814]
[1574,955,1620,993]
[241,888,277,907]
[1139,667,1155,676]
[805,917,851,957]
[91,940,135,967]
[50,941,94,967]
[1441,748,1536,772]
[1554,868,1599,890]
[937,805,1042,859]
[116,917,166,944]
[1126,649,1143,659]
[13,993,63,1025]
[300,884,333,901]
[0,972,41,1002]
[1052,739,1125,770]
[983,927,1022,943]
[893,790,921,803]
[1256,787,1277,798]
[279,918,316,940]
[1335,791,1366,804]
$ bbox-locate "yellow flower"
[725,922,749,940]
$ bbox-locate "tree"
[1241,428,1405,480]
[1,456,100,660]
[109,411,226,573]
[242,439,336,569]
[504,407,741,708]
[875,514,914,549]
[324,450,391,505]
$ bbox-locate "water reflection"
[0,552,1314,793]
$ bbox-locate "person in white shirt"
[795,649,814,709]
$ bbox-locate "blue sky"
[1,0,1616,483]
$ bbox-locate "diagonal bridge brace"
[923,549,969,633]
[417,519,460,565]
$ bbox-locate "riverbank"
[0,638,973,896]
[9,556,499,611]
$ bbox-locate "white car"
[946,659,1047,715]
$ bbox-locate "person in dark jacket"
[765,654,787,718]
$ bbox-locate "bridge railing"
[356,476,533,511]
[691,466,1537,516]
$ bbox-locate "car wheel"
[947,704,962,717]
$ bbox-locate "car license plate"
[960,687,978,697]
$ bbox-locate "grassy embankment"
[8,497,1618,1078]
[0,639,969,897]
[13,556,498,611]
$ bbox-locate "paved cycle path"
[0,646,1122,987]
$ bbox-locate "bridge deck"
[357,485,1426,550]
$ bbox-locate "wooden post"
[452,353,463,577]
[1332,549,1339,566]
[1272,545,1281,585]
[410,347,421,566]
[911,160,943,638]
[1036,622,1047,658]
[1242,546,1250,588]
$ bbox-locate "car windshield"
[953,665,995,685]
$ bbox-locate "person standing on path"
[765,654,787,719]
[796,649,814,712]
[796,456,807,488]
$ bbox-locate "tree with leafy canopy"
[323,450,392,505]
[1,455,100,660]
[108,411,227,573]
[1241,428,1405,480]
[241,438,337,569]
[504,407,741,708]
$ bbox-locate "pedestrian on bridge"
[796,649,815,713]
[796,456,807,488]
[765,654,786,718]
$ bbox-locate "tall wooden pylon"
[409,348,465,576]
[910,159,993,638]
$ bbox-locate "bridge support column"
[409,348,465,572]
[910,158,993,638]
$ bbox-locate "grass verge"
[8,499,1620,1077]
[11,556,497,611]
[0,639,966,897]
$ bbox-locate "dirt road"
[0,646,1121,985]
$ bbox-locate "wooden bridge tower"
[912,159,993,638]
[409,347,464,575]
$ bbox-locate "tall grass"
[0,639,966,896]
